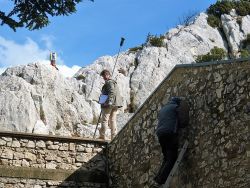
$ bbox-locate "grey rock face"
[77,13,228,109]
[221,10,250,57]
[0,63,93,136]
[221,10,244,56]
[0,12,249,136]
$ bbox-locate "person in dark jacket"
[151,97,181,187]
[99,69,123,140]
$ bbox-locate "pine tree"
[0,0,94,31]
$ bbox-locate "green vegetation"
[207,14,221,28]
[148,35,165,47]
[129,33,166,53]
[129,46,143,53]
[242,34,250,48]
[240,34,250,57]
[0,0,94,31]
[196,47,227,63]
[75,74,85,81]
[207,0,250,28]
[240,49,250,58]
[236,0,250,16]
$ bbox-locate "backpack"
[177,99,190,128]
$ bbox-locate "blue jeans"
[154,133,178,185]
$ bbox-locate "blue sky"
[0,0,216,76]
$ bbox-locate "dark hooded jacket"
[156,98,180,136]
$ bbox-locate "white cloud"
[0,36,52,66]
[0,36,81,78]
[57,65,81,78]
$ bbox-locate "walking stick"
[93,111,102,139]
[111,37,125,76]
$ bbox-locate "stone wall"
[107,58,250,188]
[0,131,108,188]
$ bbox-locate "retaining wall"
[107,58,250,188]
[0,131,108,188]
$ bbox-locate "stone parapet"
[0,131,108,187]
[107,58,250,188]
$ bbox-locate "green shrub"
[236,17,242,25]
[129,46,143,53]
[207,14,222,28]
[75,74,85,81]
[235,0,250,16]
[206,0,250,28]
[240,49,250,58]
[196,47,227,63]
[207,0,235,17]
[242,34,250,48]
[149,35,165,47]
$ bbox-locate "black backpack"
[177,99,190,128]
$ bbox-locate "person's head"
[100,69,111,80]
[170,97,181,105]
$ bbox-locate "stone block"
[12,160,22,167]
[48,145,59,150]
[26,141,35,148]
[76,153,94,163]
[59,143,68,151]
[36,141,46,148]
[2,137,12,142]
[0,139,6,146]
[69,143,75,151]
[11,140,21,148]
[13,152,24,160]
[76,145,85,152]
[45,162,57,169]
[85,148,92,153]
[24,152,36,161]
[21,159,30,167]
[1,149,14,159]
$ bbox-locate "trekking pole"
[93,110,102,139]
[111,37,125,76]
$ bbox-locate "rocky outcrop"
[221,10,250,57]
[0,63,95,136]
[0,12,249,136]
[76,13,234,109]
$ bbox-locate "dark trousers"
[154,133,178,185]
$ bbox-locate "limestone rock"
[32,120,50,135]
[221,11,244,56]
[221,10,250,57]
[0,12,249,137]
[241,15,250,35]
[0,63,94,136]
